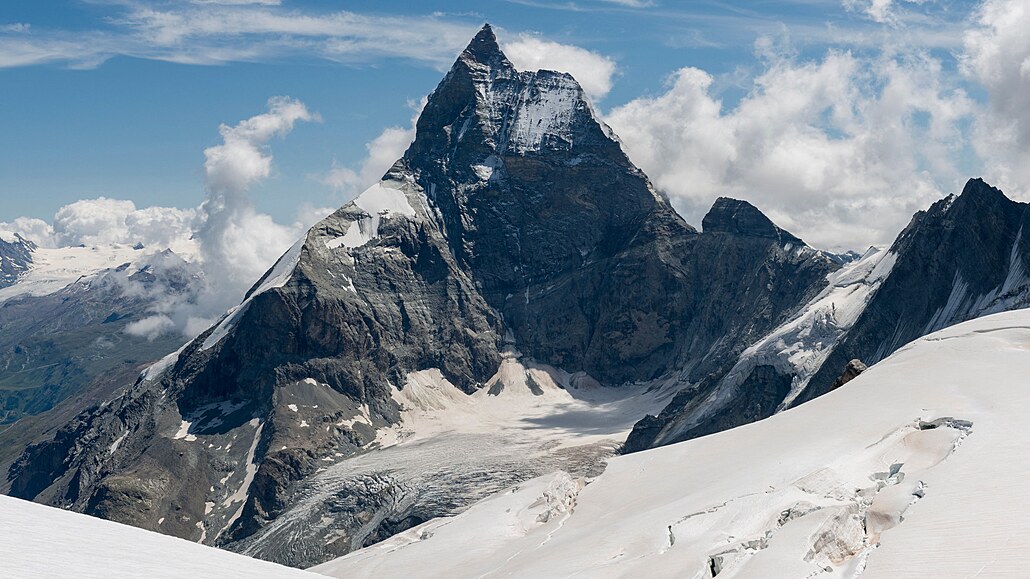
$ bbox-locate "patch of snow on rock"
[325,180,417,251]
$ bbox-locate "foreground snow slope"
[317,309,1030,578]
[0,495,314,578]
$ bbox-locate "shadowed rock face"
[402,25,701,383]
[702,197,804,244]
[400,28,836,385]
[4,25,839,568]
[796,178,1030,405]
[0,234,33,290]
[626,178,1030,453]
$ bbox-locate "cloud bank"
[1,97,330,339]
[1,200,200,254]
[603,0,1030,251]
[605,47,974,250]
[963,0,1030,195]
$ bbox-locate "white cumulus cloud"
[197,96,320,295]
[2,97,330,341]
[50,198,199,253]
[605,46,975,251]
[203,96,318,195]
[963,0,1030,199]
[503,35,617,101]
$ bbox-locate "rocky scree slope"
[3,25,840,567]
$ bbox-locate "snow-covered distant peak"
[0,243,148,304]
[0,230,28,245]
[0,230,35,289]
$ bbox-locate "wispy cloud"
[0,2,483,69]
[649,5,968,52]
[191,0,282,5]
[0,23,30,33]
[503,0,656,12]
[601,0,656,7]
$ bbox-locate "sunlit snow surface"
[324,179,418,250]
[0,244,142,303]
[317,309,1030,578]
[0,495,314,578]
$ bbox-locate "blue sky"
[1,0,1026,253]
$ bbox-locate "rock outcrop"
[0,233,33,290]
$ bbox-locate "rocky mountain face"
[626,177,1030,450]
[795,178,1030,402]
[0,233,34,290]
[3,26,841,568]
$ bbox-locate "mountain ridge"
[626,176,1030,450]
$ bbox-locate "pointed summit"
[467,23,499,53]
[702,197,804,244]
[953,177,1011,210]
[457,23,512,71]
